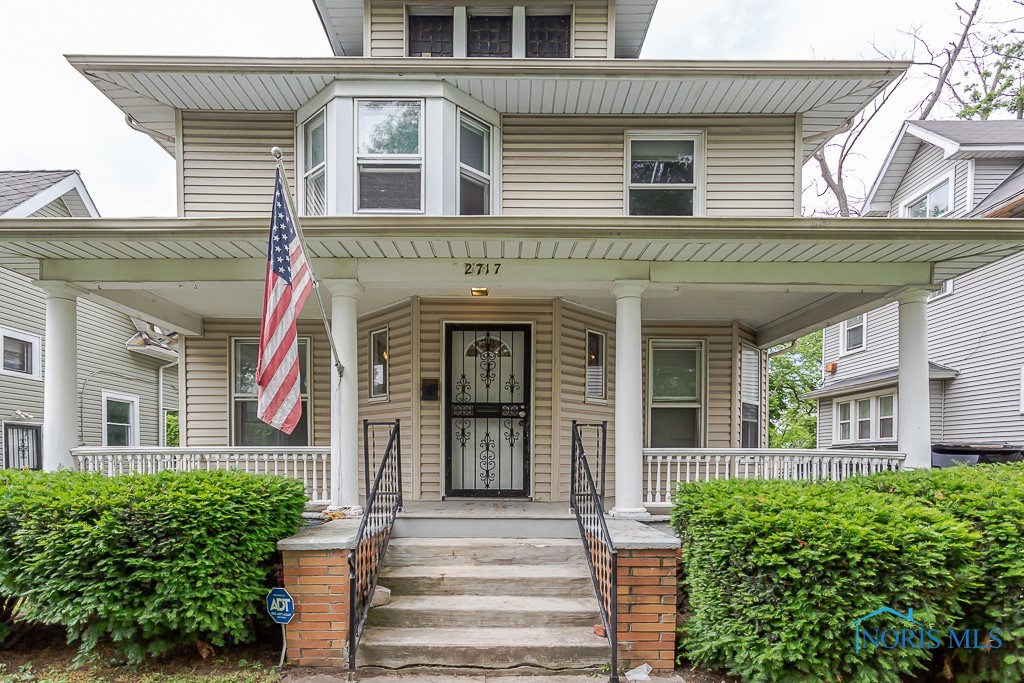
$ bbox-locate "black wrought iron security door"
[4,424,41,470]
[445,324,531,497]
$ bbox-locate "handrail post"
[395,419,403,511]
[600,420,608,507]
[363,419,370,502]
[570,420,578,503]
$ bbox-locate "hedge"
[672,478,981,683]
[0,469,306,663]
[852,464,1024,683]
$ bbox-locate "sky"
[0,0,1020,217]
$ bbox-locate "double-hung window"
[907,179,951,218]
[627,133,701,216]
[878,395,895,439]
[835,393,896,443]
[840,314,866,354]
[741,345,762,448]
[102,391,139,447]
[356,100,424,212]
[648,340,703,448]
[586,330,606,401]
[0,327,40,380]
[302,109,327,216]
[459,113,492,215]
[232,338,310,446]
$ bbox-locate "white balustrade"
[643,448,905,506]
[71,447,331,503]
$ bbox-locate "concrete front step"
[356,626,610,670]
[384,537,587,567]
[381,563,595,597]
[367,594,601,628]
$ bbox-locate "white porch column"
[898,288,932,469]
[40,282,79,471]
[326,279,362,512]
[611,280,649,518]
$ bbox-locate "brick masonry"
[616,547,678,673]
[281,548,351,667]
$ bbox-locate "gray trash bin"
[931,442,1024,468]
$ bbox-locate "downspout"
[157,360,178,447]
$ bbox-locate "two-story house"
[5,0,1024,673]
[810,121,1024,451]
[0,171,179,468]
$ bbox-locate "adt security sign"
[266,587,295,625]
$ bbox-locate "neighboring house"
[809,120,1024,449]
[0,171,179,468]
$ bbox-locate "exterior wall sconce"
[471,288,489,297]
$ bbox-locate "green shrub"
[672,478,980,683]
[0,469,306,663]
[852,464,1024,682]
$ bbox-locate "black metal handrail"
[570,420,618,683]
[348,419,402,672]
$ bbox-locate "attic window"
[408,15,454,57]
[526,15,570,58]
[467,14,512,57]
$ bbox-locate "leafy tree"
[165,410,179,447]
[768,330,822,448]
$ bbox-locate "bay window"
[356,100,424,212]
[627,133,701,216]
[232,338,310,446]
[459,113,492,215]
[648,340,703,448]
[302,109,326,216]
[835,393,897,443]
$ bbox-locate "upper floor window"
[907,180,950,218]
[928,279,954,301]
[459,113,492,215]
[408,14,455,57]
[0,327,40,380]
[526,13,571,58]
[356,100,423,212]
[303,110,326,216]
[839,314,866,355]
[468,13,513,57]
[232,338,310,446]
[627,133,701,216]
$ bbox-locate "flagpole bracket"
[270,146,284,160]
[335,362,345,379]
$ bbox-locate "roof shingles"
[0,170,76,216]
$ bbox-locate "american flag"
[256,168,313,434]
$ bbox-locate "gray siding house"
[810,121,1024,449]
[0,171,179,468]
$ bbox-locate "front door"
[445,324,531,497]
[4,423,42,470]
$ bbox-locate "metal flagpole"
[270,146,344,380]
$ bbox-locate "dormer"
[313,0,657,58]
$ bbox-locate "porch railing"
[570,421,618,683]
[70,446,331,503]
[348,419,403,673]
[644,448,906,506]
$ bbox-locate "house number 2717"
[464,262,501,275]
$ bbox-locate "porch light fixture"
[471,287,489,297]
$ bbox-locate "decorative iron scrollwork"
[503,418,520,448]
[504,373,520,395]
[478,430,496,487]
[454,373,472,403]
[455,418,471,447]
[452,404,474,417]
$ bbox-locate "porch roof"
[67,54,907,160]
[2,215,1022,347]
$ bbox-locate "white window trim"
[584,328,607,403]
[456,110,495,216]
[229,337,313,445]
[899,169,957,218]
[0,326,41,381]
[102,391,140,447]
[624,130,706,217]
[833,391,898,444]
[928,279,954,302]
[299,108,328,217]
[645,339,707,448]
[369,326,390,403]
[354,98,426,214]
[838,314,867,356]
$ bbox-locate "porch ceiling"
[2,215,1023,346]
[67,55,907,159]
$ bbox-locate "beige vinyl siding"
[357,300,415,499]
[369,0,610,57]
[29,197,71,218]
[501,115,798,216]
[556,301,615,501]
[641,321,740,449]
[973,159,1022,209]
[179,111,296,217]
[416,299,555,500]
[887,144,970,218]
[181,319,330,446]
